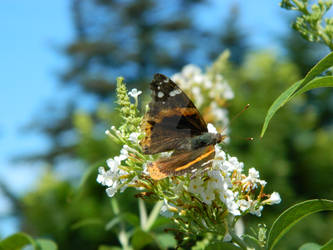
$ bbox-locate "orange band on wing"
[174,148,215,172]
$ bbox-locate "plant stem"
[144,200,164,232]
[229,229,248,250]
[112,198,132,250]
[139,198,148,229]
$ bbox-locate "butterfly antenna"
[220,104,253,141]
[230,103,250,125]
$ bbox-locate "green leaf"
[300,52,333,88]
[149,216,170,230]
[105,216,121,231]
[267,199,333,250]
[299,242,321,250]
[260,79,303,138]
[36,239,58,250]
[98,245,122,250]
[122,212,140,227]
[292,76,333,97]
[320,238,333,250]
[205,242,240,250]
[71,218,103,230]
[131,229,154,250]
[261,51,333,137]
[155,233,177,249]
[0,232,37,250]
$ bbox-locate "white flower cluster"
[97,130,142,197]
[189,143,280,217]
[97,145,130,197]
[172,64,234,106]
[172,64,233,131]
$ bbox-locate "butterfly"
[140,73,226,180]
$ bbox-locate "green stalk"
[229,229,248,250]
[111,198,132,250]
[139,199,148,229]
[143,200,164,232]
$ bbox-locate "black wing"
[140,73,207,155]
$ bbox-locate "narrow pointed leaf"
[291,76,333,98]
[71,218,103,230]
[261,52,333,137]
[267,199,333,250]
[260,80,302,137]
[301,52,333,86]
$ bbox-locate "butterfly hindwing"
[148,145,215,180]
[140,74,207,154]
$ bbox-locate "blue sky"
[0,0,289,237]
[0,0,72,236]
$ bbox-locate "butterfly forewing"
[140,74,207,154]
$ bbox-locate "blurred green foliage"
[2,0,333,249]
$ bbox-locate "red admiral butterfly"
[140,74,226,180]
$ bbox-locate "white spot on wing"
[169,89,182,97]
[158,91,164,98]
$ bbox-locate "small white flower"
[243,168,267,189]
[128,88,142,98]
[207,123,218,133]
[207,170,224,190]
[214,144,226,160]
[202,76,213,88]
[192,86,203,107]
[128,132,140,143]
[251,205,263,217]
[237,199,251,212]
[120,146,129,158]
[97,167,110,186]
[248,168,259,179]
[182,64,201,78]
[160,204,173,218]
[200,191,215,205]
[106,158,120,170]
[210,102,229,127]
[219,189,234,203]
[223,84,234,100]
[228,203,241,216]
[106,184,118,197]
[228,156,244,173]
[249,201,264,217]
[263,192,281,205]
[160,199,176,218]
[188,177,204,194]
